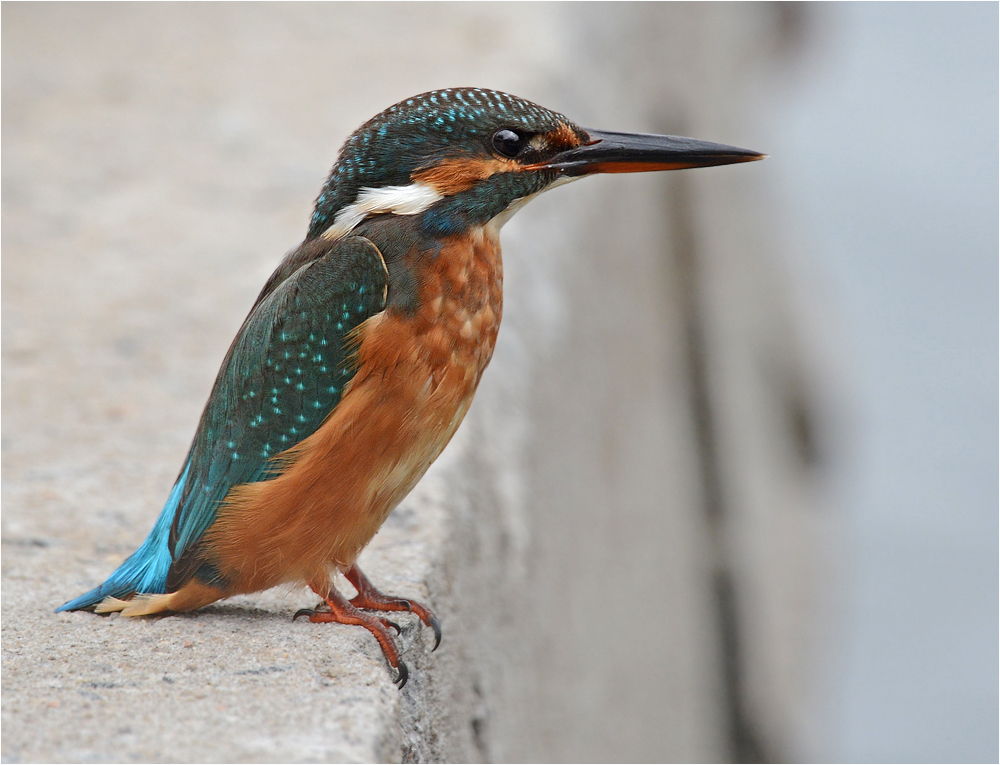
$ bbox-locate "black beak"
[537,128,765,176]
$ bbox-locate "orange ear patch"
[413,157,519,195]
[546,121,584,151]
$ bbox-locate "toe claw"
[428,614,442,652]
[293,608,315,621]
[384,620,402,635]
[395,659,409,689]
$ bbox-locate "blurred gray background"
[765,5,997,761]
[3,3,996,763]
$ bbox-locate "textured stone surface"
[2,4,826,762]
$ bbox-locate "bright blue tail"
[57,464,190,612]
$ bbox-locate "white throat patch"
[321,182,444,240]
[322,173,582,241]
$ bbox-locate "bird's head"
[308,88,763,240]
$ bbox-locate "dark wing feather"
[166,236,387,582]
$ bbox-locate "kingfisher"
[58,88,763,687]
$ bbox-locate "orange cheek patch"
[413,157,520,195]
[547,121,584,151]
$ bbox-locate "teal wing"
[58,236,387,610]
[167,235,389,582]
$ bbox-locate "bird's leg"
[293,581,408,687]
[345,564,442,651]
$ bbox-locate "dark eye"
[492,129,524,157]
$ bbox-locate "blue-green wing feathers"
[58,236,387,610]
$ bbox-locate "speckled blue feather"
[58,237,387,608]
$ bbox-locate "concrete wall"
[2,4,830,761]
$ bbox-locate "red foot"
[294,583,408,687]
[345,564,442,651]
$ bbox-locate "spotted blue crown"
[308,88,574,238]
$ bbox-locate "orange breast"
[204,227,503,594]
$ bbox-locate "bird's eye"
[492,129,525,158]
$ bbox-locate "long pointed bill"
[537,128,765,176]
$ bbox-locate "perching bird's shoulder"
[251,235,381,312]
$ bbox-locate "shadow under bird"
[59,88,763,687]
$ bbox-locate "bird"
[58,87,763,687]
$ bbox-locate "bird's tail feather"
[57,464,190,612]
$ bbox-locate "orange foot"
[293,565,440,689]
[345,564,441,652]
